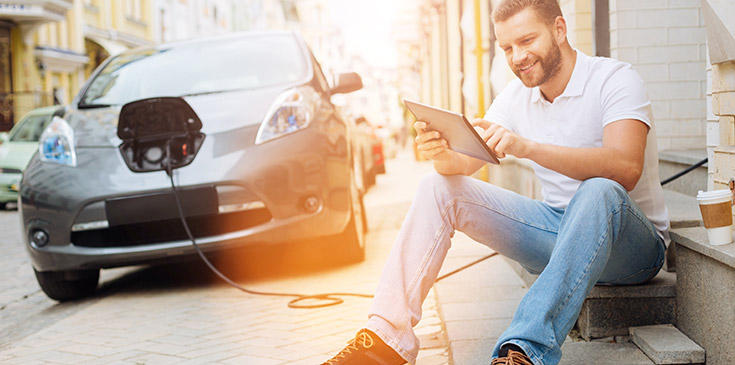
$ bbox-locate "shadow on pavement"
[94,240,358,298]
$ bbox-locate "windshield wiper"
[177,90,230,98]
[78,103,114,109]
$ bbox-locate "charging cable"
[165,141,498,308]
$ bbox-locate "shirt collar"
[531,49,588,103]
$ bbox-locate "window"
[126,0,143,21]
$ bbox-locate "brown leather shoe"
[491,349,533,365]
[321,329,407,365]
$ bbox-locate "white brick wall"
[705,49,718,190]
[609,0,707,151]
[712,61,735,189]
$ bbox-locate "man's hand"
[471,119,532,159]
[414,121,452,162]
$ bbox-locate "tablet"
[404,99,500,165]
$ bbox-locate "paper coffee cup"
[697,189,733,245]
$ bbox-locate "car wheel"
[0,202,6,210]
[34,268,99,301]
[326,183,366,264]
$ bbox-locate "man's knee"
[575,178,628,204]
[417,172,468,196]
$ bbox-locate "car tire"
[0,202,6,210]
[325,184,366,264]
[34,268,99,301]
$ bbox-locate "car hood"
[69,86,290,147]
[0,141,39,170]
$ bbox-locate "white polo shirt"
[484,50,670,240]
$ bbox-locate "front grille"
[0,167,21,174]
[71,209,272,248]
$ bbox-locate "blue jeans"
[366,173,665,365]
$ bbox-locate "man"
[323,0,668,364]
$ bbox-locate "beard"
[512,40,562,88]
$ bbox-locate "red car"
[354,116,385,189]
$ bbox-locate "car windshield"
[9,113,53,142]
[79,34,308,107]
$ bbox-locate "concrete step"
[658,149,707,197]
[575,271,677,340]
[630,324,705,364]
[560,341,654,365]
[504,256,678,341]
[663,189,701,229]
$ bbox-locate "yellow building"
[0,0,154,131]
[414,0,493,120]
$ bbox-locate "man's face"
[495,8,562,88]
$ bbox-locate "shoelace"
[491,349,533,365]
[323,332,374,364]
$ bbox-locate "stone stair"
[630,324,705,364]
[575,270,676,340]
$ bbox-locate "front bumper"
[21,124,355,272]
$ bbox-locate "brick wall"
[609,0,707,151]
[706,52,717,190]
[711,61,735,189]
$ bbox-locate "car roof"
[137,31,304,53]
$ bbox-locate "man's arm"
[477,118,648,191]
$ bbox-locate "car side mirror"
[330,72,363,94]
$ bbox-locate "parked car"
[0,106,64,210]
[354,115,385,188]
[374,124,399,160]
[20,31,366,301]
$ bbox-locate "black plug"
[165,139,174,177]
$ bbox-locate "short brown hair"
[492,0,563,26]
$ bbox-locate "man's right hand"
[414,121,452,162]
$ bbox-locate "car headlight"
[255,86,318,144]
[39,116,77,167]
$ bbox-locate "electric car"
[20,31,367,301]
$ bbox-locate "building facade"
[0,0,155,131]
[154,0,231,43]
[0,1,74,131]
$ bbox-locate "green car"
[0,106,64,209]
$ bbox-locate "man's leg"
[493,178,666,365]
[366,172,562,363]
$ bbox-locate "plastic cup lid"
[697,189,732,201]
